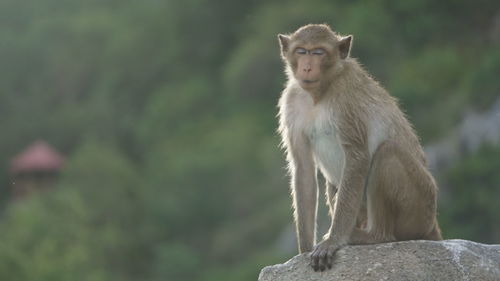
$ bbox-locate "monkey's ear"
[278,34,290,55]
[338,35,353,59]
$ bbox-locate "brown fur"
[277,24,442,272]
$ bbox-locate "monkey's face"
[278,25,353,93]
[290,44,332,91]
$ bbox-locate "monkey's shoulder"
[279,87,313,121]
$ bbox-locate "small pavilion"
[9,140,65,199]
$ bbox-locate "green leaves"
[441,144,500,243]
[0,189,110,281]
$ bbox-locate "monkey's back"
[328,59,427,165]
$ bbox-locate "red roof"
[10,140,64,175]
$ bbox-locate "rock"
[258,240,500,281]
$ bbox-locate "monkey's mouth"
[302,80,319,84]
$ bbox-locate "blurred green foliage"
[440,145,500,243]
[0,0,498,280]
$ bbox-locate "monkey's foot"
[310,239,342,272]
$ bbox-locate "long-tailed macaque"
[277,24,442,272]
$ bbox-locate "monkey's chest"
[308,126,345,185]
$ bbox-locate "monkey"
[277,24,442,272]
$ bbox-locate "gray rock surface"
[258,240,500,281]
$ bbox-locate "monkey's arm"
[288,135,318,253]
[311,147,369,271]
[328,148,369,243]
[327,109,370,244]
[311,113,369,271]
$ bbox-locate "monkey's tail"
[424,221,443,241]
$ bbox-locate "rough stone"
[258,240,500,281]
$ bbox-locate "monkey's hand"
[310,238,343,271]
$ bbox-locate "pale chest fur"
[282,90,390,185]
[309,110,345,186]
[284,91,345,185]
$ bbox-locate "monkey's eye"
[311,48,325,55]
[295,48,307,55]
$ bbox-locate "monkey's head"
[278,24,352,92]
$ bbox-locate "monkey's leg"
[349,141,440,244]
[325,181,337,216]
[356,191,368,229]
[347,151,395,244]
[386,142,442,241]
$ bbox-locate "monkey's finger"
[326,248,335,269]
[320,250,329,271]
[310,252,320,271]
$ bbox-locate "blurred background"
[0,0,499,280]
